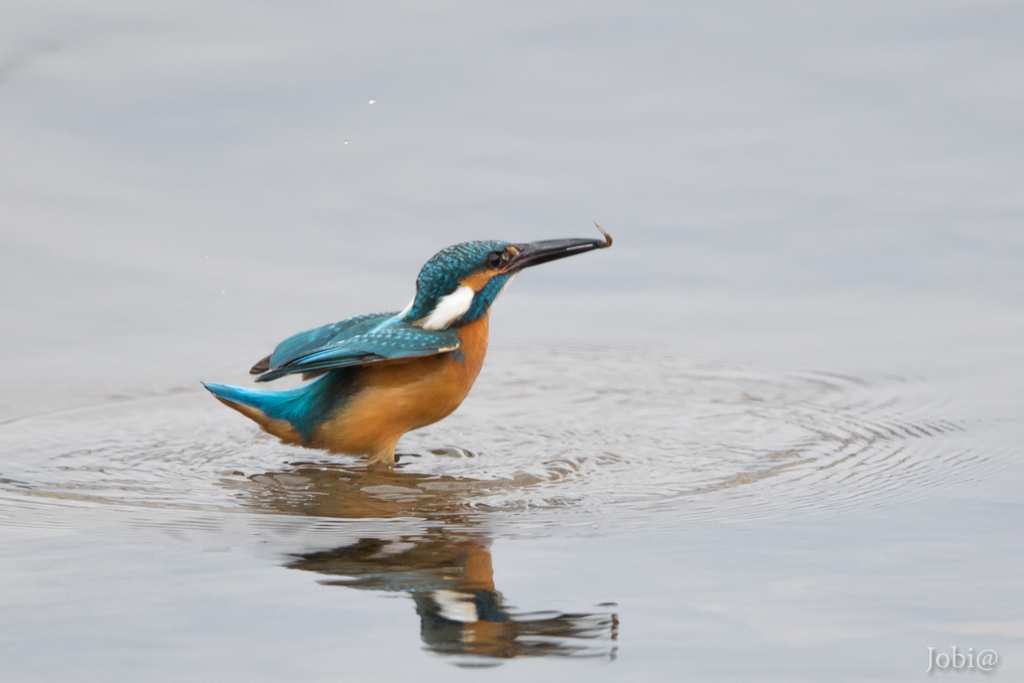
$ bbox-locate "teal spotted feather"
[256,325,461,382]
[266,311,397,372]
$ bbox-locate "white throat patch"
[432,590,479,623]
[370,296,417,333]
[417,285,475,330]
[397,296,414,318]
[494,273,516,302]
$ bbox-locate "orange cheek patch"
[460,270,494,292]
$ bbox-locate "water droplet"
[220,289,226,295]
[368,97,376,104]
[343,139,349,145]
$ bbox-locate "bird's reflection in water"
[235,457,618,662]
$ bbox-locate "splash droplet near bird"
[368,97,376,104]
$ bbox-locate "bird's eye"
[487,251,503,268]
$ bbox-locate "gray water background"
[1,1,1023,680]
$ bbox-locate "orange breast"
[311,314,490,460]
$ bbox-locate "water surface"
[1,1,1023,680]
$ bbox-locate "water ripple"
[0,345,996,534]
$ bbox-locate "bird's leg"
[366,438,400,468]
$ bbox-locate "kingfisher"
[203,225,611,467]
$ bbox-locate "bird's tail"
[203,373,347,444]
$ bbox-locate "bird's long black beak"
[506,224,613,273]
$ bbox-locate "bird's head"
[402,227,612,330]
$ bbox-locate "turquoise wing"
[269,312,396,368]
[254,324,460,382]
[250,312,396,377]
